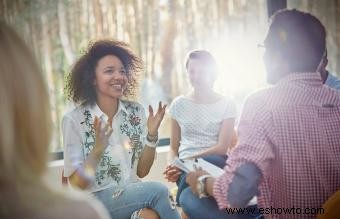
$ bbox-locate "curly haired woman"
[63,40,180,219]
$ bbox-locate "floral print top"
[62,100,147,192]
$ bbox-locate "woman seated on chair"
[163,50,261,219]
[63,39,180,219]
[163,50,237,206]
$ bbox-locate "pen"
[193,158,198,170]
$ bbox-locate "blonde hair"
[0,22,51,183]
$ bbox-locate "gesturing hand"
[93,116,113,153]
[147,101,167,136]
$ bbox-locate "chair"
[317,190,340,219]
[61,169,68,185]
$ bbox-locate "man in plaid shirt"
[184,9,340,219]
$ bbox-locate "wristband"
[145,133,159,148]
[197,174,211,198]
[147,132,158,141]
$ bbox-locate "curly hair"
[66,40,143,105]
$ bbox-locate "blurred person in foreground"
[185,9,340,219]
[0,22,110,219]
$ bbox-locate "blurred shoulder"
[1,185,110,219]
[43,189,110,219]
[238,87,273,121]
[243,87,271,107]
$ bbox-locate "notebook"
[171,157,224,177]
[171,157,257,206]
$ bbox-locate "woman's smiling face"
[187,58,215,89]
[94,55,128,100]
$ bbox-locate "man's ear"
[323,57,328,69]
[316,56,328,74]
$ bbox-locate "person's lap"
[176,155,260,219]
[201,154,228,169]
[176,154,227,204]
[179,187,260,219]
[94,181,179,219]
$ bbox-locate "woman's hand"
[69,116,113,189]
[163,164,182,182]
[147,101,167,136]
[93,116,113,153]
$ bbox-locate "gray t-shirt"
[168,95,236,159]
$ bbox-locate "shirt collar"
[278,72,323,87]
[88,99,128,121]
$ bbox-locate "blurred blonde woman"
[0,22,110,219]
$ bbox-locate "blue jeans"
[180,188,260,219]
[176,155,227,204]
[93,181,180,219]
[177,155,261,219]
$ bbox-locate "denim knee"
[145,182,169,202]
[145,182,179,219]
[179,188,197,214]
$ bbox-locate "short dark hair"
[185,50,218,75]
[66,40,143,105]
[267,9,326,72]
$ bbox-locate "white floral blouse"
[62,100,147,192]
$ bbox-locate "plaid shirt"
[213,72,340,219]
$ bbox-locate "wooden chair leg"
[180,208,189,219]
